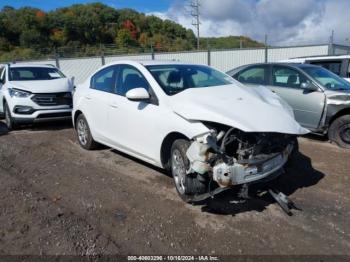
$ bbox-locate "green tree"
[115,28,137,48]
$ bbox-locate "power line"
[190,0,200,50]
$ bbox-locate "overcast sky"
[150,0,350,46]
[1,0,349,46]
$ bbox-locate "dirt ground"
[0,121,349,256]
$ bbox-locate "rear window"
[9,67,65,81]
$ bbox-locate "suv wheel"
[170,139,207,202]
[4,102,17,131]
[75,114,98,150]
[329,115,350,149]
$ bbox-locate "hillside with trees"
[0,3,263,61]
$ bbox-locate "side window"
[91,66,117,93]
[234,66,267,85]
[310,60,342,76]
[272,66,306,89]
[117,65,149,96]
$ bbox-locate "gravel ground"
[0,121,349,256]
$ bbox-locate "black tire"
[75,114,98,150]
[328,115,350,149]
[170,139,207,202]
[4,102,17,131]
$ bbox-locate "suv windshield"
[9,67,65,81]
[303,66,350,91]
[146,64,234,95]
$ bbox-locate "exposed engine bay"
[185,123,296,195]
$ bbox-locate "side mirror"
[301,81,318,91]
[126,88,150,101]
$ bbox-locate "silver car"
[228,63,350,148]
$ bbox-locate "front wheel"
[4,102,17,131]
[170,139,207,202]
[75,114,98,150]
[328,115,350,149]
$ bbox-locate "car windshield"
[303,66,350,91]
[9,67,65,81]
[146,64,234,95]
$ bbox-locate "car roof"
[288,55,350,60]
[7,63,57,68]
[247,62,319,68]
[105,60,203,67]
[227,62,321,74]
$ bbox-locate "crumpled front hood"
[10,78,72,93]
[170,84,309,135]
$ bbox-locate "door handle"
[271,90,276,93]
[85,95,92,100]
[110,104,118,109]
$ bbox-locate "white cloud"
[148,0,350,45]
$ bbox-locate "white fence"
[17,44,350,84]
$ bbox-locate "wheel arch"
[73,110,83,126]
[160,132,190,171]
[329,107,350,127]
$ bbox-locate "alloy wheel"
[77,118,88,145]
[172,149,187,195]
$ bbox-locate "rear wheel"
[328,115,350,149]
[4,102,17,131]
[75,114,98,150]
[170,139,207,202]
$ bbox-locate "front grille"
[37,112,72,119]
[31,92,72,106]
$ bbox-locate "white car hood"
[170,84,309,135]
[10,78,72,93]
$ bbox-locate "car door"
[84,66,118,140]
[268,65,326,130]
[107,64,162,164]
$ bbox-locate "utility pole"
[190,0,200,50]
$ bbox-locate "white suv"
[0,63,74,130]
[73,60,308,202]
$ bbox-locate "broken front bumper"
[213,144,293,187]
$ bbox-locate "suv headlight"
[8,88,32,98]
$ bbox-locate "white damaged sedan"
[73,60,309,202]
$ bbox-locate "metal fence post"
[151,46,155,60]
[264,34,268,63]
[100,44,105,65]
[328,43,334,55]
[55,50,60,69]
[101,51,105,66]
[207,48,211,66]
